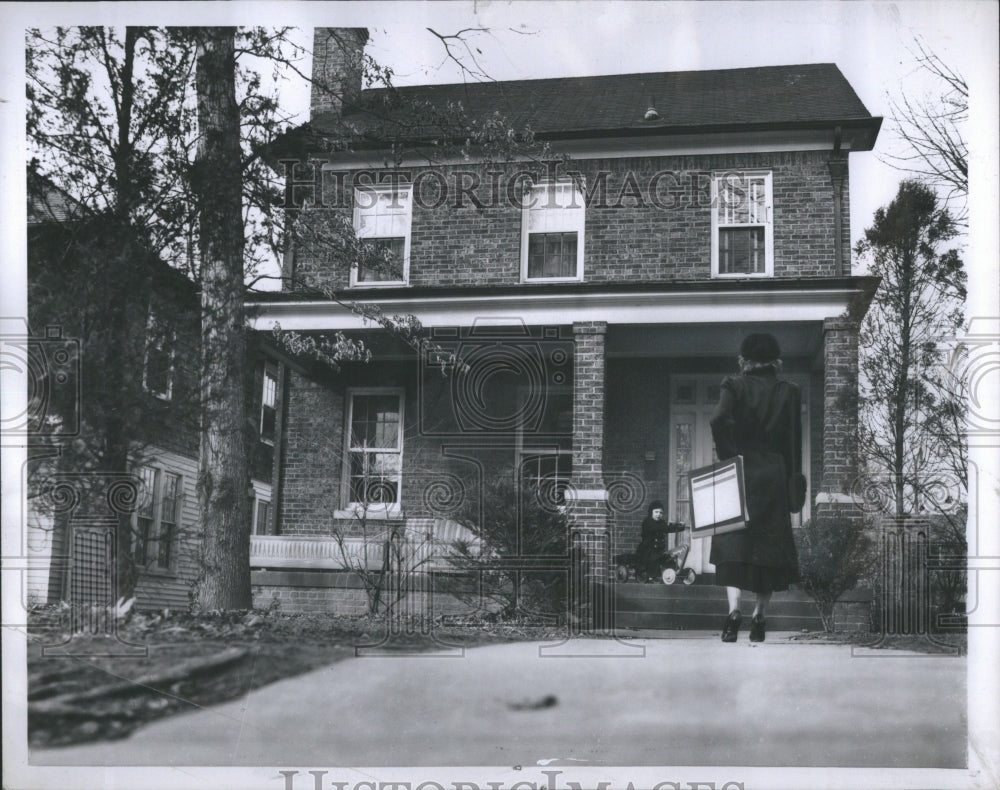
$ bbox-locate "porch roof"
[247,276,877,332]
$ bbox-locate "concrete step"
[610,581,826,631]
[613,611,824,632]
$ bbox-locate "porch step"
[611,581,825,632]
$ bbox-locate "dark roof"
[303,62,880,150]
[27,174,88,225]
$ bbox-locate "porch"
[249,279,874,624]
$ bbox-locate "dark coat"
[708,369,801,572]
[635,511,685,577]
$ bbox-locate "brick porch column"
[815,316,864,526]
[566,321,613,629]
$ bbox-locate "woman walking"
[710,333,803,643]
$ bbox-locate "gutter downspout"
[828,126,849,276]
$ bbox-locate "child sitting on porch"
[635,499,687,580]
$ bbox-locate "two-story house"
[248,27,880,622]
[25,178,278,614]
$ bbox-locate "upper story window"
[521,181,585,282]
[260,362,278,445]
[134,465,182,572]
[711,172,773,277]
[353,184,411,287]
[345,389,404,510]
[143,308,175,400]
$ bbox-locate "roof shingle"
[312,62,877,142]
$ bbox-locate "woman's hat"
[740,332,781,363]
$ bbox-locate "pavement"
[32,632,966,768]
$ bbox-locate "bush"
[443,465,577,622]
[795,516,874,631]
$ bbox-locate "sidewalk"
[32,633,966,768]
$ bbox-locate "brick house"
[248,28,881,622]
[25,181,277,612]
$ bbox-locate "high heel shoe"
[749,614,766,642]
[721,610,742,642]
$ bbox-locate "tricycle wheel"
[661,568,677,585]
[683,568,696,585]
[615,565,629,583]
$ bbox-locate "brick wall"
[292,150,843,291]
[252,570,482,616]
[819,316,860,496]
[571,322,607,488]
[279,370,344,534]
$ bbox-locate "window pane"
[351,395,400,449]
[718,175,769,226]
[134,467,156,565]
[674,422,693,522]
[527,232,577,279]
[137,468,156,518]
[261,405,276,443]
[255,500,271,535]
[135,516,152,565]
[157,524,174,568]
[160,473,180,524]
[520,453,572,507]
[262,370,277,408]
[748,177,767,224]
[157,472,180,568]
[719,227,765,274]
[358,237,405,282]
[349,452,400,504]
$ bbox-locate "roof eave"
[267,115,883,164]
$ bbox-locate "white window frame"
[142,309,176,400]
[520,180,586,283]
[710,171,774,278]
[132,465,182,573]
[339,387,405,517]
[259,362,278,445]
[352,184,412,287]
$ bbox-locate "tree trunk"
[192,28,251,610]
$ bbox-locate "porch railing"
[249,519,480,572]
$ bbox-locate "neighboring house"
[25,179,276,612]
[249,28,881,617]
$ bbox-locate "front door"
[669,377,722,573]
[668,374,811,575]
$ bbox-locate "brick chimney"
[310,28,369,119]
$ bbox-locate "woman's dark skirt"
[714,561,798,594]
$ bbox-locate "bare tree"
[883,39,968,226]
